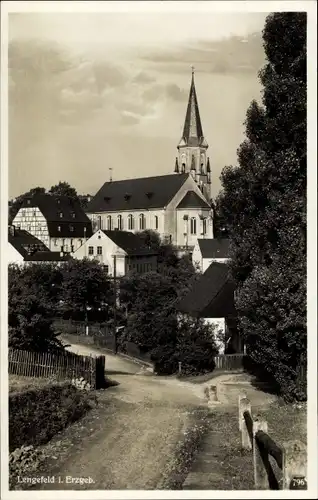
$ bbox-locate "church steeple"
[176,68,210,201]
[180,68,207,148]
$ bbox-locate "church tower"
[174,69,211,201]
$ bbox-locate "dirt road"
[31,345,208,490]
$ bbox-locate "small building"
[176,262,242,354]
[192,238,230,273]
[72,229,158,277]
[8,226,71,265]
[12,194,93,254]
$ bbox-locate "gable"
[176,190,210,209]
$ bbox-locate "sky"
[8,10,267,200]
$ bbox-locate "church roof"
[86,173,189,213]
[176,262,236,318]
[102,230,158,256]
[198,238,230,258]
[179,71,207,148]
[176,191,210,209]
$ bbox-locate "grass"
[184,399,307,490]
[9,375,54,393]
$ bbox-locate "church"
[86,70,214,251]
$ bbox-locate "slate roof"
[176,262,236,318]
[8,227,71,262]
[102,230,158,256]
[198,238,230,259]
[179,72,207,148]
[18,195,92,238]
[9,228,49,258]
[177,190,210,209]
[86,173,189,213]
[25,251,71,262]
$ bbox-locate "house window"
[27,226,31,232]
[54,239,58,246]
[70,225,74,232]
[107,216,112,230]
[139,214,145,230]
[97,246,102,255]
[117,215,123,230]
[79,239,83,246]
[154,215,158,230]
[58,226,61,232]
[128,214,134,230]
[60,246,64,252]
[103,265,109,274]
[88,246,94,255]
[190,217,196,235]
[65,244,69,252]
[202,218,207,235]
[71,212,76,218]
[71,246,74,253]
[22,210,26,216]
[59,212,63,218]
[33,211,36,217]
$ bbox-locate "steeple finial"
[179,69,205,147]
[191,65,195,76]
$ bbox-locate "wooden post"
[238,396,252,450]
[178,362,182,375]
[209,385,218,402]
[282,440,307,490]
[253,418,269,489]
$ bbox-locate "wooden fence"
[238,395,307,490]
[215,353,245,370]
[8,348,106,390]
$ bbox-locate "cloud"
[140,32,265,75]
[165,83,187,102]
[133,71,156,84]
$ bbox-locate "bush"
[9,382,94,452]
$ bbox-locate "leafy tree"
[49,181,78,199]
[8,264,64,352]
[216,13,306,400]
[59,258,112,322]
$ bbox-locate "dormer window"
[27,199,31,205]
[58,226,61,232]
[124,193,131,201]
[59,212,63,218]
[69,225,74,232]
[104,196,111,203]
[71,212,76,218]
[146,191,153,199]
[57,199,60,204]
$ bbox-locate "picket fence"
[214,353,245,370]
[8,348,105,389]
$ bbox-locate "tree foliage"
[8,264,64,352]
[216,13,306,400]
[59,258,113,321]
[48,181,78,199]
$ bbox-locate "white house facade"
[192,239,230,273]
[72,229,158,277]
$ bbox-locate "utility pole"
[113,254,117,354]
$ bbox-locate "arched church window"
[107,216,112,230]
[190,217,196,235]
[117,215,123,230]
[182,164,186,173]
[154,215,159,230]
[202,218,207,235]
[97,216,102,230]
[128,214,134,230]
[139,214,145,230]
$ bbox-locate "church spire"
[180,68,206,147]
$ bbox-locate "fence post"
[282,440,307,490]
[253,417,269,489]
[238,395,252,450]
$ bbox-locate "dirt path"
[29,346,207,490]
[23,345,284,491]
